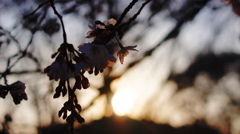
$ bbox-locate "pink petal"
[88,25,95,30]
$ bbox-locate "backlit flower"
[85,18,117,39]
[44,61,74,81]
[86,25,98,38]
[99,18,117,29]
[78,43,116,70]
[117,45,138,64]
[74,61,90,75]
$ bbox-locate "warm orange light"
[111,90,135,116]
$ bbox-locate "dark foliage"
[0,81,27,105]
[38,116,222,134]
[168,53,240,90]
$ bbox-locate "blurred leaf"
[42,19,60,36]
[9,81,28,105]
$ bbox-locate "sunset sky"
[0,0,240,133]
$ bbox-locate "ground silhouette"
[38,116,222,134]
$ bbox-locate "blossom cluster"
[80,18,138,67]
[44,42,89,125]
[43,18,138,125]
[45,18,138,81]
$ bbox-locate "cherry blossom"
[44,61,74,81]
[99,18,117,29]
[85,18,117,39]
[78,43,116,70]
[86,25,98,38]
[117,45,138,64]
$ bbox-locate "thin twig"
[127,0,151,26]
[0,70,41,75]
[8,34,35,70]
[0,27,21,51]
[49,0,68,44]
[126,0,209,69]
[23,1,50,19]
[0,33,37,85]
[119,0,151,29]
[115,0,138,27]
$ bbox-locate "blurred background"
[0,0,240,133]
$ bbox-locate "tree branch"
[49,0,68,44]
[115,0,138,27]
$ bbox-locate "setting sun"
[111,89,135,116]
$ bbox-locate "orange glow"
[111,89,135,116]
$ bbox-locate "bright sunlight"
[111,89,135,116]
